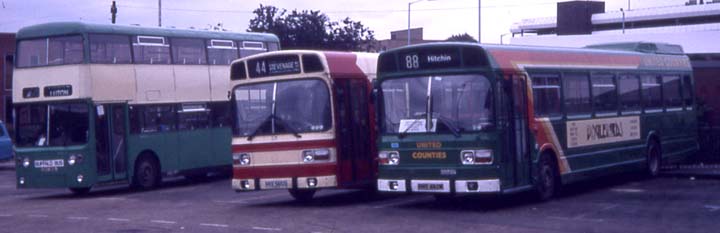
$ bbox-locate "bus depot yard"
[0,161,718,233]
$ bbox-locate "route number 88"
[405,55,419,69]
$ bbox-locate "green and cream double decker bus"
[13,22,279,194]
[375,42,697,200]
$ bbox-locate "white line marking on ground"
[239,193,292,202]
[200,223,229,228]
[28,214,48,218]
[213,200,247,204]
[547,216,605,222]
[611,188,645,193]
[705,205,720,212]
[371,196,427,209]
[151,220,177,224]
[107,218,131,222]
[67,216,89,220]
[0,214,12,217]
[252,226,282,231]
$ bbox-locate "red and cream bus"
[229,50,378,201]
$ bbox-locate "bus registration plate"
[261,179,290,189]
[411,180,450,193]
[34,159,64,168]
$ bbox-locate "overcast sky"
[0,0,692,43]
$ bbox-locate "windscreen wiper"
[247,115,273,141]
[398,113,427,139]
[434,115,461,138]
[274,117,302,139]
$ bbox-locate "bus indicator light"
[76,174,84,183]
[307,178,318,187]
[389,181,399,190]
[233,153,251,166]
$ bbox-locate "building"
[375,28,441,51]
[509,1,720,160]
[0,33,14,132]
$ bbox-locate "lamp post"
[620,8,625,34]
[408,0,436,45]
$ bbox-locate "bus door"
[501,75,531,187]
[334,78,374,187]
[95,104,128,182]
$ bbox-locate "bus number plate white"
[263,180,289,189]
[34,159,64,168]
[418,183,444,191]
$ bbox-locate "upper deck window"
[207,39,238,65]
[89,34,132,64]
[240,41,267,58]
[171,38,207,65]
[17,35,84,68]
[132,36,171,64]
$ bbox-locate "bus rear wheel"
[535,154,558,201]
[134,157,160,190]
[646,142,661,177]
[69,187,91,195]
[289,189,316,202]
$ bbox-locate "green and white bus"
[375,42,697,200]
[13,22,279,194]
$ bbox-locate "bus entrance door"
[334,79,374,187]
[95,104,128,183]
[502,76,531,187]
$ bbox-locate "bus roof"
[16,21,280,42]
[378,42,692,73]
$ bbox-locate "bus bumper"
[232,175,337,191]
[377,178,500,194]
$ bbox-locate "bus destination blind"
[248,55,301,78]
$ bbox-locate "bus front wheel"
[289,189,316,202]
[535,154,558,201]
[134,157,160,189]
[646,142,661,177]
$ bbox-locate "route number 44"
[405,55,419,69]
[255,61,267,75]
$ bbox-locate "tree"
[248,5,375,51]
[446,33,477,43]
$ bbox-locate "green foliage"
[248,4,375,51]
[446,33,477,43]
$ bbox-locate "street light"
[408,0,437,45]
[620,8,625,34]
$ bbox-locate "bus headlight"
[379,151,400,165]
[302,149,330,163]
[233,153,251,166]
[461,149,493,165]
[22,158,30,168]
[68,154,83,166]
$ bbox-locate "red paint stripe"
[233,163,337,179]
[233,139,336,153]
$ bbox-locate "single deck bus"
[13,22,279,194]
[375,42,697,200]
[229,50,377,201]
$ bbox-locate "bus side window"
[641,75,663,111]
[529,73,561,118]
[662,75,683,110]
[618,74,641,113]
[563,72,592,117]
[591,74,618,115]
[682,75,694,109]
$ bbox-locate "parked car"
[0,121,12,161]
